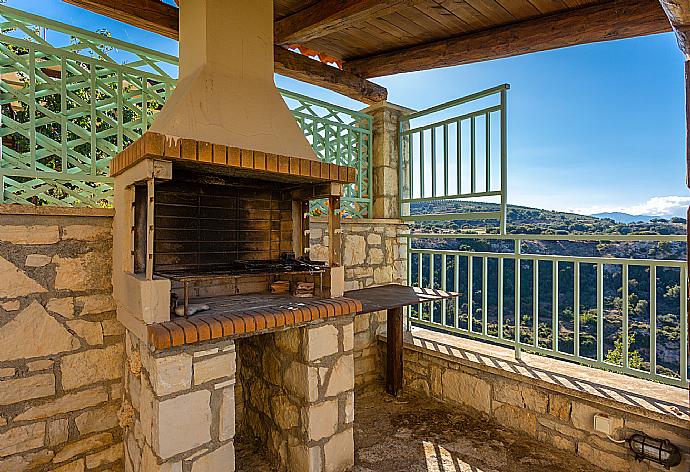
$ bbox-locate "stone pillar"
[362,102,413,219]
[123,332,236,471]
[238,317,355,472]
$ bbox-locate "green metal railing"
[281,89,372,218]
[399,84,508,232]
[0,5,372,215]
[407,233,689,388]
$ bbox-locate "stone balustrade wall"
[310,218,408,387]
[384,333,690,472]
[0,206,124,471]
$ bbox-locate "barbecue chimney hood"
[149,0,318,162]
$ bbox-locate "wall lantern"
[628,433,681,469]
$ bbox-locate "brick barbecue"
[109,1,365,471]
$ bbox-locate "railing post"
[515,238,522,361]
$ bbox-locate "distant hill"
[592,212,655,223]
[409,201,685,236]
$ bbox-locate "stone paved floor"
[235,383,606,472]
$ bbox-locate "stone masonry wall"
[0,207,124,472]
[238,317,355,472]
[390,338,689,472]
[123,332,236,472]
[310,218,407,387]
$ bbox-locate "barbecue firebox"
[111,131,357,325]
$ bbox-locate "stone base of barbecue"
[238,316,355,472]
[123,331,237,471]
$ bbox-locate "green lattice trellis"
[0,5,372,216]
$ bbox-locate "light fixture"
[628,433,681,469]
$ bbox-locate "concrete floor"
[235,383,605,472]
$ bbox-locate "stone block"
[194,351,236,385]
[343,235,366,266]
[0,367,15,378]
[344,391,355,424]
[284,361,319,402]
[190,443,235,472]
[52,459,85,472]
[54,252,111,292]
[271,394,299,430]
[156,390,212,459]
[493,381,548,414]
[61,344,123,390]
[0,450,54,472]
[549,394,571,421]
[0,373,55,405]
[75,403,120,435]
[46,297,74,319]
[15,387,108,421]
[0,422,46,457]
[373,266,393,285]
[25,254,51,267]
[148,352,193,396]
[288,445,321,472]
[63,224,110,241]
[367,233,382,245]
[308,399,339,441]
[0,302,79,362]
[77,294,116,315]
[353,313,371,334]
[0,256,46,299]
[85,442,123,469]
[493,401,537,435]
[275,329,301,353]
[1,300,20,311]
[325,354,354,397]
[48,418,70,446]
[577,442,629,472]
[102,319,125,336]
[219,387,236,441]
[323,428,354,472]
[27,359,54,372]
[441,369,491,414]
[342,322,353,352]
[367,248,384,265]
[66,320,104,345]
[0,225,59,244]
[305,324,339,361]
[53,432,113,463]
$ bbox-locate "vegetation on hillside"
[409,201,687,381]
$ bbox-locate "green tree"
[605,333,643,370]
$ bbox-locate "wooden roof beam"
[658,0,690,57]
[345,0,672,78]
[63,0,387,104]
[274,0,423,45]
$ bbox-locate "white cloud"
[573,195,690,218]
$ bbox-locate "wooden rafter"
[274,0,424,45]
[63,0,387,104]
[658,0,690,57]
[64,0,178,39]
[345,0,672,78]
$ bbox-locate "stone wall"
[0,206,124,471]
[310,218,407,387]
[123,332,236,471]
[386,330,689,472]
[238,317,355,472]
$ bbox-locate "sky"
[6,0,689,217]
